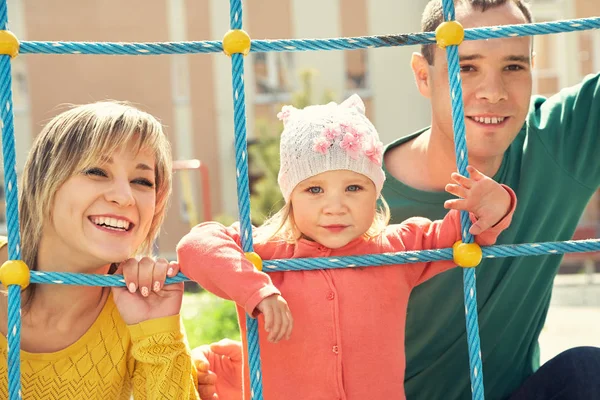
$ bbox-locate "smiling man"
[191,1,600,399]
[382,0,600,399]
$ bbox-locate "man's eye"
[505,64,524,71]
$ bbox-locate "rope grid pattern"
[18,17,600,55]
[0,0,598,398]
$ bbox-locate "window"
[253,52,294,103]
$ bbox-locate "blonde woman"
[0,101,199,399]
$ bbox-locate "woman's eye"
[133,178,155,188]
[307,186,323,194]
[84,168,107,177]
[347,185,362,192]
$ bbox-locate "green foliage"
[181,291,240,350]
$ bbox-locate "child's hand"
[256,294,293,343]
[444,165,511,236]
[111,257,183,325]
[192,339,243,400]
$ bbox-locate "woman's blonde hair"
[19,101,172,271]
[254,195,391,244]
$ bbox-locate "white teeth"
[91,216,130,231]
[472,116,505,124]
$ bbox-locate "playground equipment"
[0,0,599,399]
[173,159,212,227]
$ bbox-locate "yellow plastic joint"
[452,241,482,268]
[0,260,30,289]
[245,251,263,271]
[223,29,251,57]
[0,31,19,58]
[435,21,464,48]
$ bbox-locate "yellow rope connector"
[245,251,263,272]
[452,241,482,268]
[0,260,30,289]
[223,29,251,57]
[0,31,19,58]
[435,21,464,49]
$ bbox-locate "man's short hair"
[421,0,533,65]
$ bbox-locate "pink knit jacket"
[177,189,516,400]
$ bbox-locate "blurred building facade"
[2,0,599,257]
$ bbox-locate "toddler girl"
[177,94,516,400]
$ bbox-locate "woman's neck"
[20,242,113,332]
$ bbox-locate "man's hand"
[192,339,244,400]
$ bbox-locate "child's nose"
[323,195,346,214]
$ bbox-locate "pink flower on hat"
[313,136,331,154]
[277,105,294,122]
[363,135,384,165]
[341,122,366,139]
[339,131,363,159]
[322,124,341,141]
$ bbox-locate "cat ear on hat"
[339,93,365,115]
[277,104,297,124]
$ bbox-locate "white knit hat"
[276,94,385,202]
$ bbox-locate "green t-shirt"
[382,73,600,400]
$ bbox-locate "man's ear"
[411,52,432,99]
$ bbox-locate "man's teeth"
[472,116,505,124]
[91,216,130,231]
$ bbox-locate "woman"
[0,101,199,399]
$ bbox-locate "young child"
[0,101,199,399]
[176,94,516,400]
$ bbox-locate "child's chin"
[322,238,354,250]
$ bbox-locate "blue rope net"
[0,0,598,398]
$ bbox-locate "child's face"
[289,170,377,249]
[43,142,157,271]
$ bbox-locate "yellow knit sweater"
[0,293,199,399]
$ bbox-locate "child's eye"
[307,186,323,194]
[83,167,107,177]
[346,185,363,192]
[133,178,155,188]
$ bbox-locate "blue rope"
[0,0,24,397]
[261,239,600,271]
[17,17,600,56]
[6,238,594,283]
[0,237,591,285]
[441,0,484,397]
[6,286,21,400]
[28,271,188,286]
[227,1,263,399]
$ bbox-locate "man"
[384,0,600,399]
[195,0,600,399]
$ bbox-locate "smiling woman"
[0,101,200,399]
